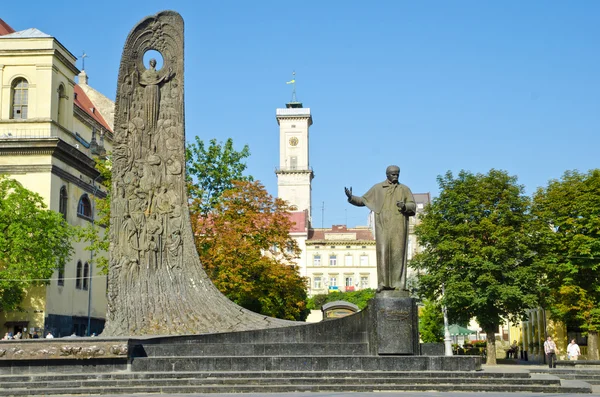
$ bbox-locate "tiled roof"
[0,19,15,36]
[307,225,375,242]
[74,85,113,132]
[0,28,51,39]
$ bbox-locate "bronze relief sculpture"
[103,11,291,336]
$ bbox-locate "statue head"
[385,165,400,184]
[149,58,157,69]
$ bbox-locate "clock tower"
[275,100,314,224]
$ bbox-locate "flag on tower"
[286,79,295,84]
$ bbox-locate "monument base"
[369,291,419,355]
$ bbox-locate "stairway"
[0,369,593,395]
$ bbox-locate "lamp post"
[442,284,453,356]
[87,174,101,336]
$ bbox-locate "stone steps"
[531,368,600,385]
[131,355,481,372]
[141,342,370,356]
[0,371,591,395]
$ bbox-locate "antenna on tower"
[81,51,88,71]
[286,71,297,103]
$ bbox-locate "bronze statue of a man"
[345,165,416,292]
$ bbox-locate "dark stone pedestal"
[368,291,419,355]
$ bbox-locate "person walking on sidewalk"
[567,339,581,361]
[544,336,558,368]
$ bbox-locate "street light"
[87,174,101,337]
[442,284,453,356]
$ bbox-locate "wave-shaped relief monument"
[102,11,293,336]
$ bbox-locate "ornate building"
[0,20,113,337]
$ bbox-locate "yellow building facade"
[0,23,113,337]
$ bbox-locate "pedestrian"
[567,339,581,361]
[14,331,22,340]
[45,331,54,339]
[544,336,558,368]
[32,331,39,339]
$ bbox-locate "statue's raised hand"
[344,187,352,200]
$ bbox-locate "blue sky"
[3,1,599,228]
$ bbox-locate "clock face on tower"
[288,137,299,146]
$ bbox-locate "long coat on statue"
[348,180,416,291]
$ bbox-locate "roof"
[307,225,375,242]
[74,85,113,132]
[414,192,431,205]
[0,28,51,39]
[0,19,15,36]
[288,211,307,233]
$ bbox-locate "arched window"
[76,261,82,289]
[59,186,68,219]
[11,78,29,119]
[83,262,89,290]
[57,267,64,286]
[77,194,92,218]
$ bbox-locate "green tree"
[306,289,375,310]
[411,169,541,364]
[76,157,111,274]
[192,180,309,320]
[186,137,252,215]
[532,169,600,359]
[419,299,444,343]
[0,176,74,312]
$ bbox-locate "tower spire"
[285,71,302,108]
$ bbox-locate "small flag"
[286,79,295,84]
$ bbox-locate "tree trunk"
[588,331,599,360]
[484,325,498,365]
[102,11,294,336]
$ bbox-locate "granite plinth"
[421,343,445,356]
[370,292,419,355]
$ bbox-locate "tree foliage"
[186,137,252,215]
[532,169,600,358]
[192,180,309,321]
[76,157,112,274]
[411,169,541,364]
[419,299,444,343]
[0,176,74,312]
[307,289,376,311]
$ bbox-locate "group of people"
[1,331,21,340]
[1,331,53,340]
[544,336,581,368]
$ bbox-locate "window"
[76,261,82,289]
[57,267,64,286]
[290,156,297,170]
[329,276,338,286]
[345,255,353,267]
[313,255,321,266]
[11,78,28,119]
[345,276,353,287]
[314,277,322,289]
[329,255,337,266]
[82,262,89,290]
[360,255,369,267]
[78,194,92,218]
[57,84,66,125]
[361,276,369,289]
[59,186,68,219]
